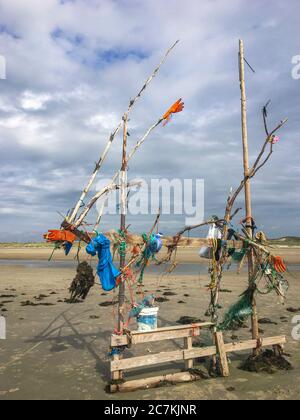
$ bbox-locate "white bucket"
[137,307,159,331]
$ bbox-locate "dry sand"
[0,246,300,400]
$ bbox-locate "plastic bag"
[199,224,222,259]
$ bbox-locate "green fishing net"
[228,247,247,262]
[218,288,254,331]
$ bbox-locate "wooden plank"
[225,335,286,353]
[183,346,217,360]
[109,371,204,393]
[111,322,213,347]
[111,354,122,381]
[110,335,286,373]
[112,345,217,372]
[111,349,184,372]
[184,336,194,370]
[215,332,230,377]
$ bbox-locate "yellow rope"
[208,238,219,290]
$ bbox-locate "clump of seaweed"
[176,316,205,325]
[240,349,293,374]
[68,262,95,303]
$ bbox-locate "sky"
[0,0,299,242]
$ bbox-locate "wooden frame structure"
[109,322,286,393]
[43,38,290,394]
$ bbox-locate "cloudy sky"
[0,0,299,242]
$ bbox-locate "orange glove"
[44,229,76,243]
[272,256,286,273]
[163,98,184,120]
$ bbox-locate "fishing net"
[135,233,161,283]
[68,261,95,303]
[228,247,247,262]
[218,288,254,331]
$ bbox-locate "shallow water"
[0,259,299,274]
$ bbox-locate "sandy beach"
[0,246,300,400]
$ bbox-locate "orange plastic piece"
[44,229,76,244]
[273,256,287,273]
[163,98,184,120]
[132,245,140,256]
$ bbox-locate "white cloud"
[85,112,119,131]
[20,90,52,110]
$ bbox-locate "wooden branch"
[157,218,225,266]
[252,143,273,177]
[74,184,118,228]
[226,116,288,214]
[262,100,271,136]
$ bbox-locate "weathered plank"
[111,335,286,372]
[111,322,213,347]
[111,349,184,371]
[225,335,286,353]
[111,354,122,381]
[183,346,217,360]
[184,336,194,370]
[215,332,230,377]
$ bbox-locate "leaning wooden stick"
[77,97,184,228]
[74,180,141,228]
[75,117,164,227]
[67,40,179,223]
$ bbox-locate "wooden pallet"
[109,322,286,393]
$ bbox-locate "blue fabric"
[86,234,120,291]
[144,234,163,260]
[149,234,163,253]
[64,242,73,256]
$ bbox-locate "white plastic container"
[137,307,159,331]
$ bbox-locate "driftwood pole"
[239,39,259,345]
[118,114,128,332]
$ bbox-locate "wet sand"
[0,247,300,400]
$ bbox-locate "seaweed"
[176,316,205,325]
[240,349,293,374]
[68,261,95,303]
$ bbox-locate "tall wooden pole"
[238,39,259,347]
[118,114,128,332]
